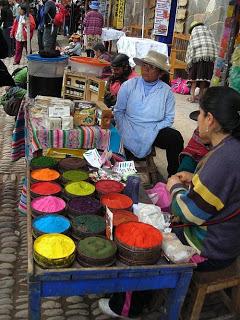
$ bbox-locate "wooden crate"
[62,70,88,100]
[86,76,106,102]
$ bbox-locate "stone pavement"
[0,33,239,320]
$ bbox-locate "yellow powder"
[65,181,95,196]
[34,234,75,259]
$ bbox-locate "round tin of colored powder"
[30,182,62,198]
[32,214,71,238]
[65,181,95,198]
[31,168,60,182]
[59,157,87,171]
[76,236,117,267]
[62,169,89,183]
[31,196,66,216]
[111,209,138,227]
[30,156,58,170]
[67,196,102,218]
[71,214,105,239]
[33,234,75,268]
[95,180,124,196]
[100,193,133,210]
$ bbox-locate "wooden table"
[27,169,195,320]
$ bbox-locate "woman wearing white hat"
[113,50,184,177]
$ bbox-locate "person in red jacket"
[11,4,36,65]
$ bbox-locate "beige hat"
[134,50,170,73]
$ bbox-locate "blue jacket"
[114,77,175,158]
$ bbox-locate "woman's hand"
[166,175,182,192]
[176,171,193,186]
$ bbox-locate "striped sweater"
[171,136,240,260]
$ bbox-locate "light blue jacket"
[114,77,175,158]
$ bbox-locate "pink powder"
[31,196,66,213]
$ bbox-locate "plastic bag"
[146,182,171,212]
[162,233,196,263]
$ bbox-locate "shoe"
[98,298,141,319]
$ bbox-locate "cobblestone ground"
[0,33,239,320]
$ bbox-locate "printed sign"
[153,0,172,36]
[113,0,125,29]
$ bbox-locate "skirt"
[84,34,101,50]
[188,60,214,83]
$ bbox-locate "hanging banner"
[113,0,125,30]
[153,0,172,36]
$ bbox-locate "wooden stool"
[184,258,240,320]
[125,147,159,187]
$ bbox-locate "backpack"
[48,5,64,27]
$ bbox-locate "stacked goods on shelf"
[29,155,163,269]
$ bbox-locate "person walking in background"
[0,0,14,57]
[11,4,36,65]
[37,0,45,51]
[83,0,103,57]
[42,0,57,52]
[186,21,218,103]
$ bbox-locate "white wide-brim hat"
[134,50,170,73]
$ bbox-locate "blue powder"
[33,214,70,233]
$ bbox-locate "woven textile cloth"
[185,25,218,68]
[12,100,124,161]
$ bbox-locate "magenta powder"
[31,196,66,213]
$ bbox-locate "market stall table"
[101,28,125,42]
[117,36,169,66]
[12,100,123,161]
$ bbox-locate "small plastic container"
[69,57,111,76]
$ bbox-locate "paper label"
[106,206,114,240]
[49,106,70,118]
[83,149,102,168]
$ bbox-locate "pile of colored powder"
[31,156,57,168]
[59,157,87,171]
[31,182,62,196]
[62,170,89,182]
[115,222,163,249]
[112,209,138,226]
[31,168,60,182]
[68,196,101,214]
[31,196,66,213]
[72,215,105,233]
[77,237,116,259]
[100,193,133,210]
[96,180,124,194]
[33,214,70,233]
[34,234,75,259]
[65,181,95,196]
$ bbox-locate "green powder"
[31,156,57,168]
[63,170,89,182]
[77,237,117,259]
[73,215,105,233]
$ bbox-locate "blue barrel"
[27,54,68,98]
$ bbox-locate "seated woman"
[98,86,240,319]
[104,53,139,108]
[168,86,240,271]
[93,42,112,78]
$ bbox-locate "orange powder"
[115,222,163,249]
[31,168,60,182]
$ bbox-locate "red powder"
[31,182,62,196]
[111,209,138,227]
[115,222,163,249]
[96,180,124,195]
[100,193,133,210]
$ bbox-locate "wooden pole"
[107,0,112,28]
[141,0,145,39]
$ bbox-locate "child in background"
[11,4,36,65]
[63,33,81,56]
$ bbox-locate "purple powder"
[68,196,101,215]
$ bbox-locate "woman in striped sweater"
[167,86,240,271]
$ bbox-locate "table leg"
[29,281,41,320]
[164,271,193,320]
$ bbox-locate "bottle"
[124,176,140,204]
